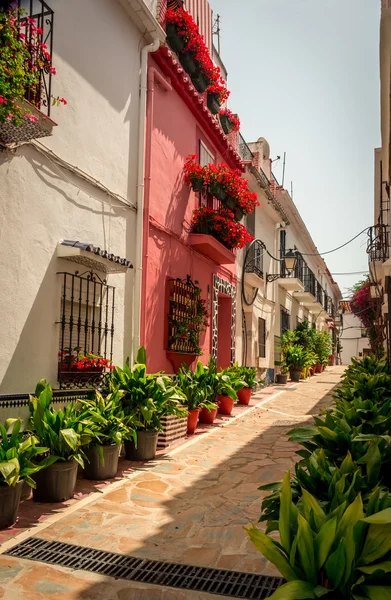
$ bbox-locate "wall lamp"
[266,249,298,283]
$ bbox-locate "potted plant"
[219,108,240,135]
[198,356,219,424]
[111,347,186,461]
[283,345,307,383]
[225,365,257,405]
[215,370,246,415]
[275,368,289,385]
[191,207,254,250]
[28,380,92,502]
[78,390,135,480]
[0,419,54,528]
[177,360,216,433]
[206,80,229,115]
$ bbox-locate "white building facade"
[0,0,165,395]
[236,137,341,381]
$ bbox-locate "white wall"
[340,313,371,365]
[0,0,143,394]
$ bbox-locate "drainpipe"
[133,39,160,361]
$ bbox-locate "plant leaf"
[279,471,292,553]
[245,525,299,581]
[314,516,337,571]
[267,580,317,599]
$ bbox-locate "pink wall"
[142,56,237,373]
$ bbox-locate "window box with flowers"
[189,207,253,265]
[165,8,229,104]
[219,108,240,136]
[166,277,209,373]
[0,5,66,147]
[58,348,114,388]
[183,156,259,222]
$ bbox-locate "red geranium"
[219,108,240,133]
[191,206,253,249]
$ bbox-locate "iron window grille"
[238,133,253,163]
[280,307,290,336]
[167,276,199,354]
[57,271,115,389]
[258,317,266,358]
[13,0,55,117]
[274,335,282,366]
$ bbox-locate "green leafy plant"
[78,390,136,464]
[28,379,92,468]
[247,474,391,599]
[0,419,55,487]
[111,347,187,432]
[225,364,257,388]
[177,360,217,411]
[283,345,309,372]
[214,370,246,398]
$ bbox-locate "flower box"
[190,70,211,93]
[178,50,198,75]
[0,99,56,147]
[209,181,226,201]
[207,92,221,115]
[188,233,236,265]
[166,23,186,54]
[166,350,197,374]
[220,114,234,135]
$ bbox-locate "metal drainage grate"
[5,537,283,599]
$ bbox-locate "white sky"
[210,0,381,297]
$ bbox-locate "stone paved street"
[0,367,344,599]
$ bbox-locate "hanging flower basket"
[209,181,226,201]
[219,114,234,135]
[166,23,186,54]
[190,70,211,93]
[207,92,221,115]
[178,51,198,75]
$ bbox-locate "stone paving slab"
[0,367,344,599]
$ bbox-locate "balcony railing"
[315,281,324,307]
[238,133,253,163]
[302,269,316,297]
[327,297,335,318]
[15,0,55,117]
[367,224,390,262]
[245,240,264,279]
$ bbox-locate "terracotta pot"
[237,387,252,405]
[328,354,335,366]
[187,409,200,434]
[199,407,218,424]
[166,351,197,374]
[315,364,322,374]
[310,367,315,376]
[217,395,235,415]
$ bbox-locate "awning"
[57,240,133,274]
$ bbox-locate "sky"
[210,0,381,298]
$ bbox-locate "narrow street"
[0,368,344,600]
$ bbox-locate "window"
[296,316,302,328]
[199,140,217,209]
[57,271,115,389]
[199,140,215,166]
[280,307,290,336]
[258,318,266,358]
[280,230,286,277]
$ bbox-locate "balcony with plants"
[0,1,65,147]
[184,155,257,264]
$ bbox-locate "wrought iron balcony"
[238,133,254,163]
[367,224,390,263]
[15,0,55,117]
[327,297,335,318]
[245,240,264,280]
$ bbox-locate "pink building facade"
[141,44,244,373]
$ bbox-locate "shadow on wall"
[0,146,136,394]
[38,378,342,599]
[0,251,60,395]
[53,0,139,115]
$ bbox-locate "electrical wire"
[299,227,370,257]
[329,271,369,276]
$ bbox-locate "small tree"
[350,277,384,358]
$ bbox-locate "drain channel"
[5,537,283,599]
